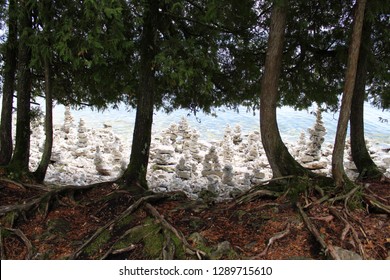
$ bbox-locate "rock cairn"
[175,157,192,180]
[202,146,223,177]
[246,132,260,162]
[222,125,234,164]
[63,106,74,135]
[167,123,178,144]
[222,164,234,186]
[154,145,175,166]
[94,146,111,176]
[177,117,192,153]
[251,166,266,185]
[77,118,88,148]
[233,125,243,145]
[189,129,202,162]
[301,108,327,170]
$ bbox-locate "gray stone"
[334,246,362,260]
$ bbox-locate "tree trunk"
[121,0,158,192]
[350,16,382,180]
[260,0,309,179]
[34,58,53,183]
[0,0,18,166]
[332,0,367,188]
[8,0,33,174]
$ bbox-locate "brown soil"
[0,179,389,260]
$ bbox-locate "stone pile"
[246,132,260,162]
[77,118,89,148]
[233,125,243,145]
[175,157,192,180]
[222,164,234,186]
[301,108,327,170]
[154,145,175,166]
[94,146,111,176]
[189,129,202,163]
[202,146,223,177]
[222,126,234,164]
[62,106,74,135]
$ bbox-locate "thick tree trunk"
[121,0,158,192]
[9,0,33,174]
[0,0,18,166]
[350,17,382,180]
[34,58,53,183]
[260,0,309,179]
[332,0,367,188]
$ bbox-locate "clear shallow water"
[1,96,389,145]
[50,102,390,145]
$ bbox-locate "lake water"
[0,95,389,145]
[49,101,390,146]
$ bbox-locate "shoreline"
[27,110,390,201]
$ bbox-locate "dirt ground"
[0,178,389,260]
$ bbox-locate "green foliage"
[2,0,389,123]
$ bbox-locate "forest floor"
[0,177,389,260]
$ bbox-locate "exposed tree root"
[0,194,51,217]
[0,180,116,218]
[363,194,390,214]
[235,189,280,205]
[0,227,33,260]
[296,202,341,260]
[254,223,291,258]
[329,207,366,259]
[145,203,207,259]
[328,185,362,204]
[71,193,168,259]
[0,178,27,191]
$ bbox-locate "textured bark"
[332,0,367,188]
[350,8,382,180]
[121,0,158,192]
[0,0,18,166]
[260,0,309,179]
[34,58,53,183]
[9,0,33,173]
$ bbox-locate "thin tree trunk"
[121,0,158,192]
[332,0,367,188]
[260,0,309,179]
[0,0,18,166]
[34,58,53,183]
[350,7,382,180]
[9,0,33,174]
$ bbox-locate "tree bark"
[260,0,309,179]
[0,0,18,166]
[121,0,158,192]
[350,6,382,180]
[332,0,367,188]
[9,0,33,174]
[34,58,53,183]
